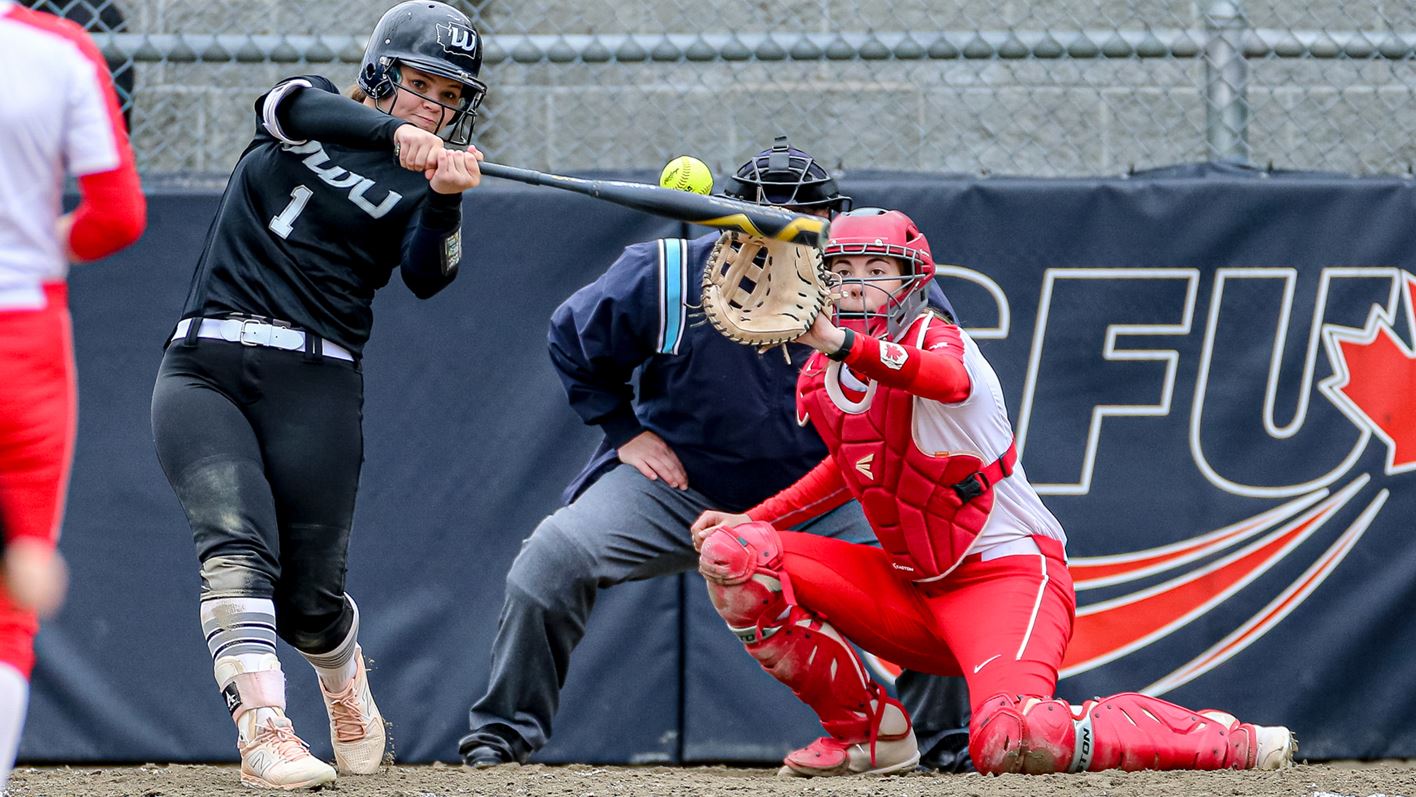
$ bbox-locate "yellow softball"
[659,155,714,195]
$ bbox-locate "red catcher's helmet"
[822,208,935,339]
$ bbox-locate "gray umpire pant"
[460,464,971,768]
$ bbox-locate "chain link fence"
[24,0,1416,179]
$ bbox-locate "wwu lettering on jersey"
[280,141,402,219]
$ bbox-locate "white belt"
[172,317,354,362]
[977,536,1042,562]
[0,284,46,310]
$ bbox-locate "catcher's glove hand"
[701,231,834,349]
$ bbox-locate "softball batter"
[150,1,483,789]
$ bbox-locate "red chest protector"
[796,342,1016,582]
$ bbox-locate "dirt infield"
[8,762,1416,797]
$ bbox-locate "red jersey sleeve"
[58,17,145,259]
[745,455,851,528]
[69,168,146,261]
[839,316,971,404]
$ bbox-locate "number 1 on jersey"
[269,185,313,239]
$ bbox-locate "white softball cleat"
[238,716,337,790]
[1249,724,1298,770]
[778,701,920,777]
[318,649,387,774]
[778,733,921,777]
[1199,710,1296,770]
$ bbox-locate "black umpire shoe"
[462,745,511,768]
[459,723,531,768]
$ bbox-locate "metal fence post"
[1204,0,1251,163]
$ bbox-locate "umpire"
[459,138,972,771]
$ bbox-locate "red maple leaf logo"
[1321,273,1416,473]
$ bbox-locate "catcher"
[691,208,1297,776]
[461,139,973,772]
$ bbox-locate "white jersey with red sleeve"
[906,318,1068,555]
[750,311,1066,576]
[0,2,130,308]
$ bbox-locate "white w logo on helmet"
[437,22,477,54]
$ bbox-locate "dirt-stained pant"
[151,340,363,654]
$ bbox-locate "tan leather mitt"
[701,231,833,348]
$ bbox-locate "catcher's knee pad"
[971,693,1075,774]
[971,692,1254,774]
[699,523,886,742]
[699,521,786,585]
[699,521,791,627]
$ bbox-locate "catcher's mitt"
[701,231,833,348]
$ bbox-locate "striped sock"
[200,597,285,737]
[300,595,360,691]
[200,596,278,673]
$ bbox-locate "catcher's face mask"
[828,255,929,339]
[829,255,908,311]
[822,209,936,340]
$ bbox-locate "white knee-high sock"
[0,662,30,793]
[301,596,361,691]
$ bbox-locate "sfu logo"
[863,265,1412,694]
[1011,267,1416,497]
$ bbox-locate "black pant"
[151,339,363,654]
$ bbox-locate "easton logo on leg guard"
[222,682,243,717]
[730,623,781,645]
[1069,714,1095,772]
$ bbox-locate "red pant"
[705,524,1278,772]
[0,284,76,677]
[777,532,1075,710]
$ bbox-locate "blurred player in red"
[691,208,1295,777]
[0,0,146,790]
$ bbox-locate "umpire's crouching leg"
[461,515,601,763]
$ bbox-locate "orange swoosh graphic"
[1069,491,1327,590]
[1061,476,1366,677]
[1143,487,1385,694]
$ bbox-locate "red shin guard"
[971,692,1261,774]
[700,522,909,763]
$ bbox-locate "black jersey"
[180,75,461,354]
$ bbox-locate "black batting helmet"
[358,1,488,146]
[722,136,852,211]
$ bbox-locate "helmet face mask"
[827,258,931,340]
[723,135,852,212]
[359,1,488,146]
